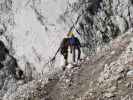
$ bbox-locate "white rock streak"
[11,0,78,72]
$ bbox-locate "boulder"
[111,16,128,33]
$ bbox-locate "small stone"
[111,51,115,55]
[116,67,124,73]
[121,95,130,100]
[65,79,70,83]
[107,86,117,92]
[127,70,133,77]
[66,64,73,69]
[112,74,121,81]
[86,57,90,61]
[125,82,130,88]
[104,93,114,98]
[118,80,122,84]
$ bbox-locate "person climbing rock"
[51,37,70,70]
[69,34,81,64]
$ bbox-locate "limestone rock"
[103,92,115,98]
[111,16,128,33]
[127,70,133,77]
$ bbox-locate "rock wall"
[1,0,132,76]
[77,0,133,55]
[0,40,24,98]
[0,0,80,75]
[0,0,133,99]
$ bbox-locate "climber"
[69,34,81,64]
[54,37,70,67]
[52,32,81,69]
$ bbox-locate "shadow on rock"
[0,40,25,79]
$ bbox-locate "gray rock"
[111,16,128,33]
[107,86,117,93]
[127,70,133,77]
[103,92,115,98]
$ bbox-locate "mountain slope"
[49,31,133,100]
[4,30,133,100]
[0,0,133,99]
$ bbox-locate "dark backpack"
[60,38,69,54]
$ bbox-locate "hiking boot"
[77,59,81,65]
[72,62,77,66]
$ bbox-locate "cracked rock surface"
[0,0,133,100]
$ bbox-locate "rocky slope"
[77,0,133,55]
[3,29,133,100]
[0,0,133,99]
[47,30,133,100]
[0,0,132,78]
[0,40,25,99]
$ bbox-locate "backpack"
[69,37,76,45]
[60,38,69,54]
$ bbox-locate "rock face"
[46,31,133,100]
[0,0,133,100]
[78,0,133,55]
[0,0,80,99]
[0,0,132,77]
[0,0,80,74]
[0,40,24,98]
